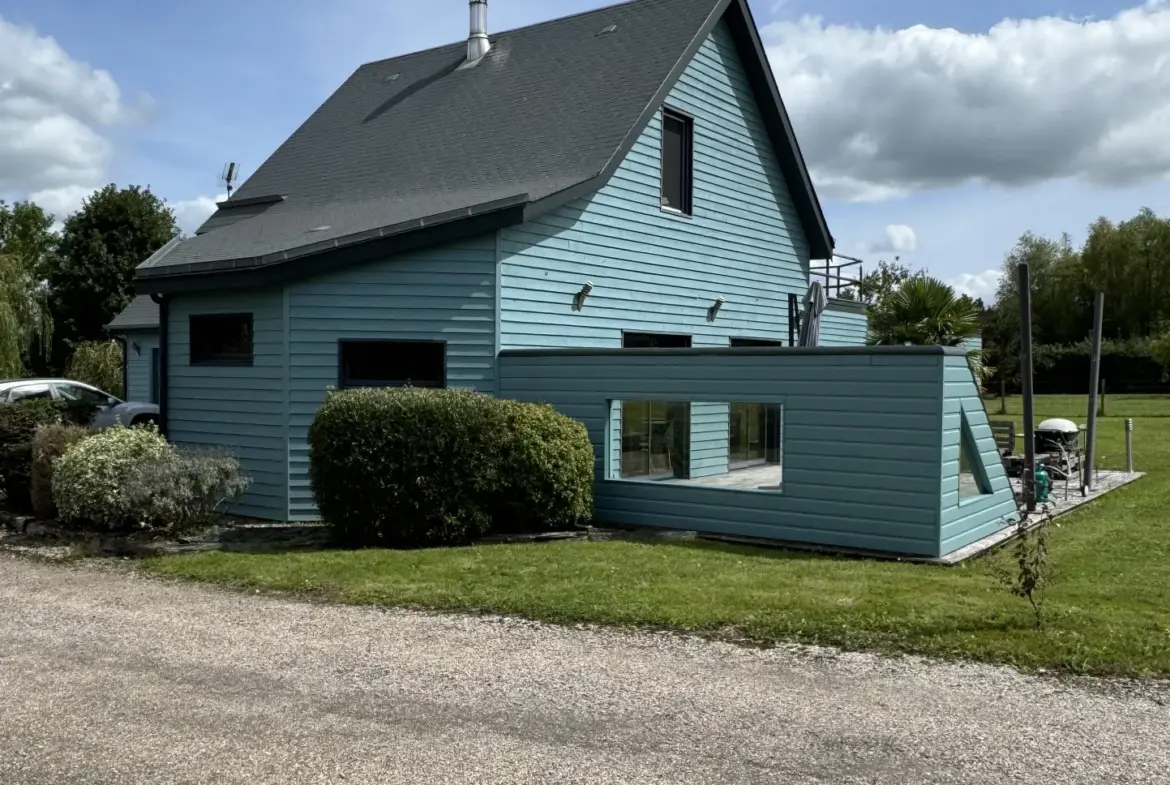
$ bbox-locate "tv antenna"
[220,162,241,199]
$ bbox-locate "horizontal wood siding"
[286,237,497,520]
[820,307,868,347]
[689,402,730,478]
[167,290,288,520]
[499,350,947,556]
[939,355,1018,554]
[689,335,730,478]
[119,329,158,403]
[499,18,810,351]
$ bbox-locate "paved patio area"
[941,470,1145,564]
[672,463,783,491]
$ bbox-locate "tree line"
[0,185,178,383]
[980,208,1170,391]
[839,206,1170,392]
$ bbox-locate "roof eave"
[135,198,530,295]
[107,322,160,331]
[723,0,834,260]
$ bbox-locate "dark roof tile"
[137,0,832,286]
[106,295,159,330]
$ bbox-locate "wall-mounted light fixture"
[573,281,595,312]
[707,296,726,322]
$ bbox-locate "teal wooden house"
[131,0,1016,558]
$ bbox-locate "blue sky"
[1,0,1166,301]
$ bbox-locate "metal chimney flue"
[468,0,490,62]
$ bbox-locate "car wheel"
[131,414,159,427]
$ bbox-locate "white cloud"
[0,15,145,218]
[170,193,224,235]
[951,269,1003,303]
[764,2,1170,201]
[869,224,918,253]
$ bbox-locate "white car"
[0,379,159,429]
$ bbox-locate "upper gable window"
[660,108,694,215]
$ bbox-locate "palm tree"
[867,274,992,388]
[0,251,52,378]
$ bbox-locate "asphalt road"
[1,554,1168,785]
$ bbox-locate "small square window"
[339,340,445,389]
[190,314,253,366]
[660,108,694,215]
[622,332,692,349]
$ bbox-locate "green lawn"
[145,394,1170,677]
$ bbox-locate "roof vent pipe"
[468,0,490,62]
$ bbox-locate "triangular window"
[958,407,993,500]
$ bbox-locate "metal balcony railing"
[819,255,865,299]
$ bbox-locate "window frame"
[660,107,695,216]
[621,331,693,349]
[730,337,785,347]
[336,339,447,390]
[189,313,254,367]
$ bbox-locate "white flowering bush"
[53,425,172,530]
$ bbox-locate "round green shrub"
[495,400,594,533]
[52,425,172,530]
[308,387,594,548]
[309,388,507,547]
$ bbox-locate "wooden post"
[1084,292,1104,492]
[1019,263,1036,512]
[999,379,1007,415]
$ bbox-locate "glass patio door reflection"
[621,400,688,479]
[729,403,780,468]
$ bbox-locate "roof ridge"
[357,0,697,69]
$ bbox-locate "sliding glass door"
[621,400,690,479]
[729,403,781,468]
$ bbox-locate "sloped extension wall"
[821,299,868,347]
[938,355,1018,554]
[499,346,956,557]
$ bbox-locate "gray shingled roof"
[106,295,159,331]
[137,0,832,289]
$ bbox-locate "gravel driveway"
[1,555,1168,785]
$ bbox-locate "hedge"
[308,387,594,548]
[30,424,91,519]
[0,399,96,513]
[988,337,1170,394]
